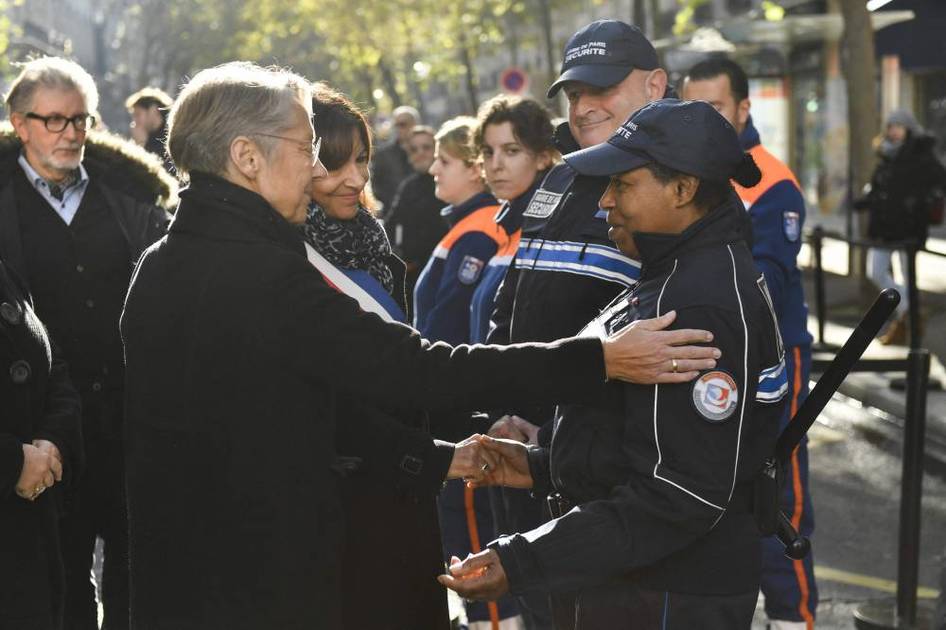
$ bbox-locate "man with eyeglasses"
[0,56,172,630]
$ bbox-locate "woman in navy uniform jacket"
[442,100,785,630]
[0,255,83,629]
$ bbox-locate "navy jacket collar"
[739,116,761,151]
[633,193,748,277]
[495,170,548,234]
[553,122,581,154]
[440,191,498,226]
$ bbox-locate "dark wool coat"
[328,253,472,630]
[120,173,604,630]
[860,132,946,245]
[0,257,83,629]
[383,172,448,269]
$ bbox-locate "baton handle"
[775,289,900,465]
[777,510,811,560]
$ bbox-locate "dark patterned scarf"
[300,203,395,294]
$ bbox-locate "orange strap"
[464,484,501,630]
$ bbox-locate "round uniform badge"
[691,370,739,423]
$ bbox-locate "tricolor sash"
[304,243,406,324]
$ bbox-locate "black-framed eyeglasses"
[251,133,322,166]
[25,112,96,133]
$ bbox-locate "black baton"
[772,289,900,558]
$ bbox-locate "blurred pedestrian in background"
[371,105,418,210]
[384,124,449,296]
[856,108,946,345]
[125,87,175,174]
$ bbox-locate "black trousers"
[61,436,128,630]
[552,584,758,630]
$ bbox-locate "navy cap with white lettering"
[562,99,761,187]
[547,20,659,99]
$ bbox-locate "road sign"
[499,67,528,95]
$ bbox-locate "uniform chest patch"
[458,255,485,285]
[783,211,800,242]
[523,189,564,219]
[691,370,739,423]
[605,308,632,335]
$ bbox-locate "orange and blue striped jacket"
[414,192,506,344]
[733,117,812,350]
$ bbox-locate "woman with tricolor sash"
[300,84,460,629]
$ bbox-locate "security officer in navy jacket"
[441,100,787,630]
[485,22,668,625]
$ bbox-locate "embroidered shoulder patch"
[691,370,739,423]
[458,255,485,285]
[783,211,800,242]
[523,189,564,219]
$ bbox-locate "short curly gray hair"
[4,56,100,116]
[166,61,312,179]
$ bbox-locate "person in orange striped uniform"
[468,95,558,630]
[684,57,817,630]
[416,117,518,628]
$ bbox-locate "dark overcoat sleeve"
[31,342,84,488]
[270,261,606,415]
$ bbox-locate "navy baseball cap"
[563,99,761,187]
[547,20,659,99]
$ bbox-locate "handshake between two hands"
[446,415,538,489]
[439,415,540,600]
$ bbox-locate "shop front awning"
[874,0,946,71]
[655,10,914,51]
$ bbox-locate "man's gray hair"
[166,61,312,179]
[4,56,100,116]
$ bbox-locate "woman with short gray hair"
[166,61,310,180]
[120,61,720,630]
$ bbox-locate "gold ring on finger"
[671,358,678,373]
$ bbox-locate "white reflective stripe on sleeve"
[712,244,751,528]
[652,259,726,513]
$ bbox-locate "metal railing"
[803,226,940,628]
